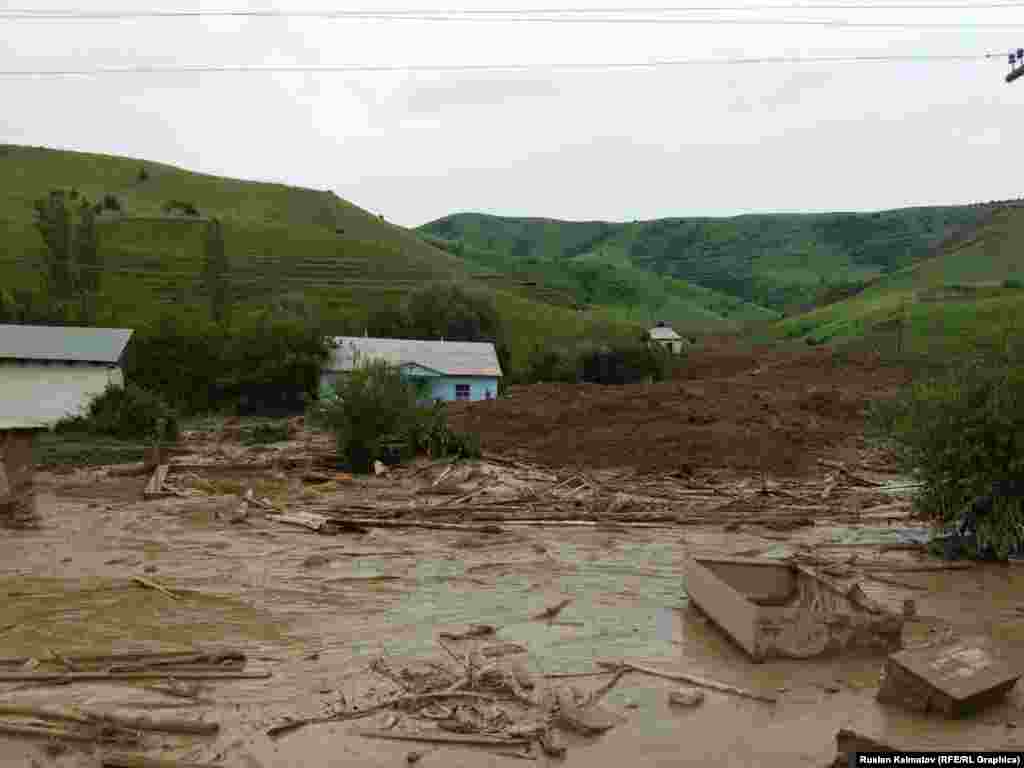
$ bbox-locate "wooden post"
[0,430,38,528]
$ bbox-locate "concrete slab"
[877,637,1022,718]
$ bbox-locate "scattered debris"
[532,598,573,621]
[667,688,705,707]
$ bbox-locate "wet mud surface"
[2,345,1022,767]
[2,468,1023,768]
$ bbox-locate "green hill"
[424,232,778,335]
[772,204,1024,360]
[0,144,643,372]
[420,207,994,312]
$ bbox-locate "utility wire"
[0,53,1000,78]
[6,3,1024,18]
[4,11,1024,28]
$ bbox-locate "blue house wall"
[319,370,499,403]
[419,375,498,403]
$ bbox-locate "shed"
[648,322,685,355]
[0,324,134,429]
[321,337,502,403]
[0,324,134,527]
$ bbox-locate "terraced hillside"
[421,206,995,311]
[0,145,645,371]
[773,204,1024,360]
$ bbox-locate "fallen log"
[0,650,244,666]
[102,755,225,768]
[357,729,531,748]
[0,670,270,682]
[132,576,179,601]
[0,720,138,744]
[597,661,776,704]
[0,704,218,735]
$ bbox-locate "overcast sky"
[1,2,1022,227]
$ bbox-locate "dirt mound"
[448,344,909,476]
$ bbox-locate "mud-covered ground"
[2,344,1022,767]
[1,450,1023,768]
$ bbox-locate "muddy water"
[2,487,1024,767]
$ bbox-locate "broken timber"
[683,557,903,662]
[143,464,172,500]
[877,637,1022,718]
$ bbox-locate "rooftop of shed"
[327,337,503,378]
[0,325,133,364]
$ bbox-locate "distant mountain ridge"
[420,205,994,312]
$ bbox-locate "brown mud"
[448,341,909,475]
[1,343,1022,767]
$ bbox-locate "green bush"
[308,359,481,472]
[869,359,1024,558]
[55,382,180,442]
[1002,278,1023,290]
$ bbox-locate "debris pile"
[267,635,627,760]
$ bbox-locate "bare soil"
[448,342,909,475]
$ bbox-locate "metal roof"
[327,337,503,378]
[0,325,133,364]
[649,326,682,341]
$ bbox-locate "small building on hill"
[321,337,502,403]
[0,324,134,527]
[648,321,685,355]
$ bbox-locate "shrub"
[138,167,149,182]
[1002,278,1023,290]
[162,200,200,217]
[55,382,180,442]
[868,359,1024,558]
[102,193,122,212]
[308,359,481,472]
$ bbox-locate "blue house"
[320,336,503,403]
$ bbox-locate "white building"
[648,322,685,355]
[0,324,134,429]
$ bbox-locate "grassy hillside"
[772,204,1024,361]
[0,144,644,372]
[424,233,779,335]
[421,207,994,312]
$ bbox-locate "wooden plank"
[144,465,170,499]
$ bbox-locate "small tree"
[307,359,418,473]
[870,358,1024,558]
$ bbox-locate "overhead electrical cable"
[0,53,999,78]
[6,3,1024,19]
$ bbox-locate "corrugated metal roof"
[0,325,133,364]
[649,326,682,341]
[327,337,503,378]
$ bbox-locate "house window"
[455,384,471,401]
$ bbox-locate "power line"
[0,53,1000,78]
[6,3,1024,19]
[2,14,1024,29]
